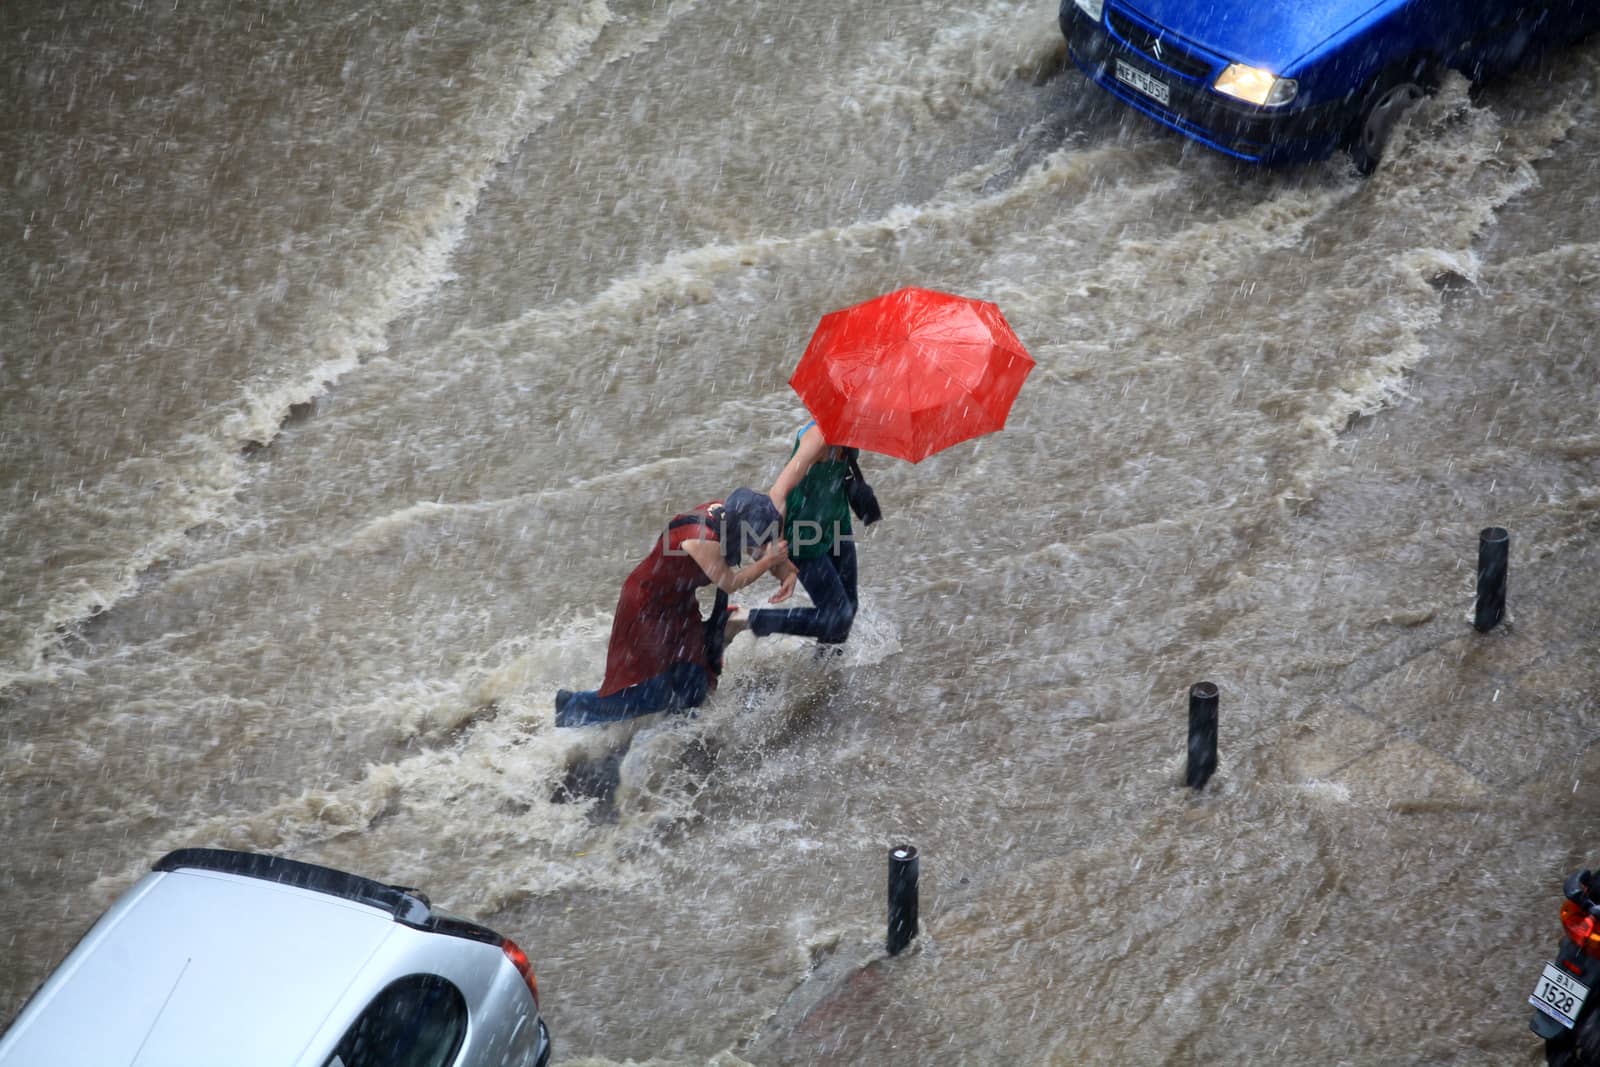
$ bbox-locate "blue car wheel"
[1347,63,1432,175]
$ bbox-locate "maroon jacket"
[598,502,722,696]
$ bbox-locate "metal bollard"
[1186,682,1219,790]
[1474,526,1509,633]
[887,845,919,956]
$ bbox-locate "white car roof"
[0,866,403,1067]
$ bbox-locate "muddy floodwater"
[5,0,1600,1062]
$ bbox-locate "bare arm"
[683,538,789,594]
[767,425,830,517]
[769,556,799,603]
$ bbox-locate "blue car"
[1061,0,1597,171]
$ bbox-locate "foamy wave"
[449,136,1169,361]
[80,598,898,916]
[1299,338,1427,441]
[1489,240,1600,288]
[82,618,623,911]
[841,2,1066,118]
[1297,77,1578,442]
[220,0,623,453]
[0,444,242,691]
[2,1,648,692]
[1301,779,1353,804]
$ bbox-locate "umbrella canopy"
[788,286,1034,463]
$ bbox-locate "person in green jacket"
[733,420,858,646]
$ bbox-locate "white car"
[0,849,551,1067]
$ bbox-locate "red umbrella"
[788,286,1034,463]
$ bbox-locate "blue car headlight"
[1214,63,1298,107]
[1073,0,1105,21]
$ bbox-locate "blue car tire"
[1346,62,1433,175]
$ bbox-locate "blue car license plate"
[1114,59,1169,106]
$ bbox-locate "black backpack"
[843,449,882,526]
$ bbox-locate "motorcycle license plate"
[1531,962,1590,1029]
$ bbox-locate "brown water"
[5,0,1600,1062]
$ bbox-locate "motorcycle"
[1531,870,1600,1065]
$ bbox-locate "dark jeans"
[555,662,710,727]
[748,539,857,644]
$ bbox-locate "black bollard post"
[1474,526,1509,633]
[886,845,919,956]
[1186,682,1219,790]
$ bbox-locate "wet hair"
[720,487,781,564]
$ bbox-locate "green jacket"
[783,421,852,560]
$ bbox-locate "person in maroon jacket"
[555,488,790,727]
